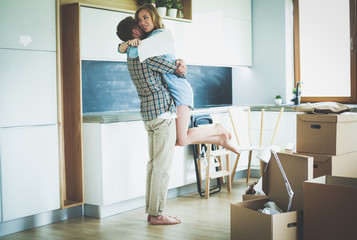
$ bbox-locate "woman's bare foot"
[149,215,181,225]
[215,123,232,140]
[219,134,239,154]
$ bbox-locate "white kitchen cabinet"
[83,122,147,206]
[81,7,130,61]
[0,49,57,127]
[83,121,196,207]
[0,0,56,51]
[0,125,60,221]
[162,19,190,61]
[79,0,252,66]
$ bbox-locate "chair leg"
[227,174,232,192]
[246,150,252,184]
[231,153,240,182]
[226,155,231,192]
[198,156,203,194]
[205,177,210,199]
[205,150,211,199]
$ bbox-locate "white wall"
[233,0,293,105]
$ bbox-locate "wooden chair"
[228,106,284,183]
[201,143,231,199]
[196,125,232,199]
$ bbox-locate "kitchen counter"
[83,104,357,124]
[83,104,323,124]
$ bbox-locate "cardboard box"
[231,199,303,240]
[242,194,267,201]
[231,153,313,240]
[296,113,357,155]
[303,175,357,240]
[297,152,357,178]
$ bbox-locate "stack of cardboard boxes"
[296,113,357,178]
[230,113,357,240]
[296,113,357,240]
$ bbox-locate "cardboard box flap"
[263,152,313,212]
[297,112,357,123]
[233,198,269,211]
[306,175,357,188]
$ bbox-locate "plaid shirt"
[127,56,178,121]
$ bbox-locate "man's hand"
[174,59,187,75]
[127,38,141,47]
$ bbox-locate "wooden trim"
[59,0,192,22]
[56,0,66,210]
[61,3,84,208]
[60,0,138,11]
[302,96,355,103]
[350,0,357,102]
[293,0,300,89]
[181,0,192,20]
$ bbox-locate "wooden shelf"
[59,0,192,21]
[59,3,84,209]
[57,0,192,209]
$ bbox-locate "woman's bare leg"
[193,133,239,154]
[175,106,238,153]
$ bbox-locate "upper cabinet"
[80,7,130,61]
[0,0,56,51]
[78,0,252,66]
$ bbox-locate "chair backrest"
[228,106,284,148]
[228,106,251,146]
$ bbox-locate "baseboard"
[0,206,82,237]
[84,169,254,219]
[84,182,199,219]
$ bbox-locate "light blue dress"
[125,29,194,109]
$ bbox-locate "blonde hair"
[135,3,164,31]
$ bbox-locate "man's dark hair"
[116,16,136,41]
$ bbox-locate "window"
[294,0,356,103]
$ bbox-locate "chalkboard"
[82,60,139,113]
[187,65,232,108]
[82,60,232,113]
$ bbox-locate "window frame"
[293,0,357,103]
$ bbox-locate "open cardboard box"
[242,194,267,201]
[304,175,357,240]
[296,113,357,155]
[296,151,357,178]
[231,152,313,240]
